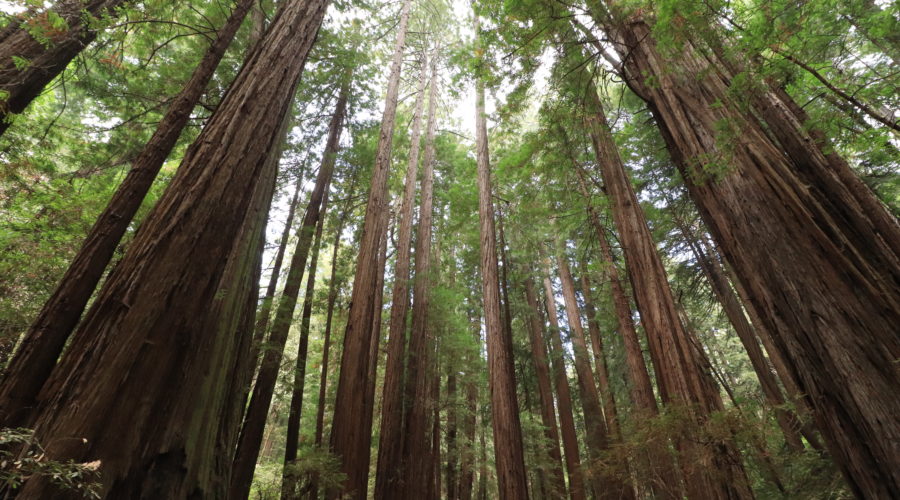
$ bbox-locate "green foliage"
[0,428,101,498]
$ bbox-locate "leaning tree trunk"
[670,210,806,452]
[328,0,412,494]
[578,264,621,440]
[581,80,754,499]
[374,51,429,500]
[0,0,255,427]
[0,0,129,136]
[522,276,567,499]
[473,15,529,499]
[229,82,347,500]
[281,186,331,498]
[571,165,682,499]
[555,253,633,500]
[14,0,331,494]
[540,271,588,500]
[594,8,900,497]
[402,56,440,499]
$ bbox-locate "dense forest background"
[0,0,897,498]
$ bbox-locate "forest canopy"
[0,0,897,498]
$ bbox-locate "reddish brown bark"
[672,212,806,452]
[578,264,620,439]
[374,52,429,500]
[541,271,588,500]
[402,56,439,498]
[281,186,331,498]
[572,166,682,499]
[556,253,633,500]
[328,0,412,493]
[596,10,900,496]
[522,276,568,499]
[473,16,529,498]
[0,0,255,427]
[230,85,347,500]
[446,367,459,500]
[581,82,754,499]
[14,0,330,494]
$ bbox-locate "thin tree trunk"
[0,0,128,136]
[541,271,588,500]
[281,186,331,498]
[555,253,633,500]
[458,313,480,500]
[0,0,255,426]
[328,0,412,493]
[522,276,567,499]
[306,182,353,500]
[578,263,620,440]
[374,51,429,500]
[581,82,754,500]
[15,0,330,493]
[671,211,806,452]
[229,85,347,500]
[597,10,900,496]
[446,366,459,500]
[473,15,529,499]
[402,54,440,498]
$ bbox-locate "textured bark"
[230,85,347,500]
[328,0,412,493]
[597,11,900,497]
[555,253,633,500]
[0,0,255,427]
[578,264,620,440]
[541,271,588,500]
[15,0,329,494]
[307,186,353,499]
[582,82,754,500]
[402,56,440,498]
[522,276,567,499]
[374,52,429,500]
[427,358,442,500]
[473,15,529,498]
[0,0,127,135]
[281,187,331,499]
[672,213,805,452]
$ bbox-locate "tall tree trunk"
[307,182,354,499]
[446,366,459,500]
[402,55,439,498]
[555,253,633,500]
[328,0,412,494]
[571,165,682,499]
[522,276,568,499]
[578,263,620,440]
[671,211,806,452]
[581,82,754,500]
[595,10,900,496]
[427,355,442,500]
[458,313,480,500]
[473,15,529,499]
[281,186,331,498]
[14,0,330,494]
[0,0,255,426]
[229,85,348,500]
[374,51,429,500]
[365,218,391,480]
[0,0,127,135]
[541,271,588,500]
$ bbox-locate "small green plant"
[0,427,101,498]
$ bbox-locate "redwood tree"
[591,7,900,496]
[0,0,256,427]
[328,0,413,493]
[13,0,332,494]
